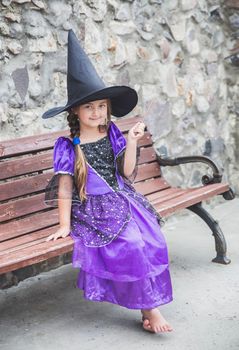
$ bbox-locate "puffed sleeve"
[53,137,75,175]
[44,137,76,207]
[116,145,140,184]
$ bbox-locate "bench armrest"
[156,152,235,200]
[156,153,222,184]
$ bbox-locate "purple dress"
[45,121,173,309]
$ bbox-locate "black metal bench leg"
[187,202,231,265]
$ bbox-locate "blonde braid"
[67,111,88,202]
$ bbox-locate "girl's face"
[73,99,108,129]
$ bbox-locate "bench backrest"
[0,116,170,244]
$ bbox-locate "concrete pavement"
[0,198,238,350]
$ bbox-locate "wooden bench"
[0,116,235,276]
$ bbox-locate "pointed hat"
[42,30,138,119]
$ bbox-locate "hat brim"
[42,86,138,119]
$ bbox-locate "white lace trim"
[55,171,74,176]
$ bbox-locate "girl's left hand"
[128,122,146,142]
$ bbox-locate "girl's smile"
[90,116,103,120]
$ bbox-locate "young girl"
[42,30,173,334]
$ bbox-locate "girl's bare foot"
[141,308,173,333]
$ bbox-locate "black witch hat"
[42,30,138,119]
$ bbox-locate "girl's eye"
[83,103,106,109]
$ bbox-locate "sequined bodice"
[80,136,119,190]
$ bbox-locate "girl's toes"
[166,323,173,332]
[143,319,150,328]
[142,319,154,333]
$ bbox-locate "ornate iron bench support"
[156,153,235,264]
[187,203,231,265]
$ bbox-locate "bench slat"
[0,226,58,254]
[0,173,51,201]
[157,183,229,217]
[0,131,66,158]
[0,237,73,274]
[0,193,46,223]
[116,115,144,130]
[0,209,58,242]
[138,146,157,164]
[135,162,161,182]
[133,177,170,195]
[146,188,189,204]
[0,151,52,180]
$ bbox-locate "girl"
[42,30,173,334]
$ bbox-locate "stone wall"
[0,0,238,288]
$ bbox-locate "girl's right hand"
[45,226,71,242]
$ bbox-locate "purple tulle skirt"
[71,191,173,310]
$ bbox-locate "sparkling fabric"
[44,121,173,309]
[80,136,120,190]
[71,192,132,247]
[80,135,140,188]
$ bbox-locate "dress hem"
[78,289,173,310]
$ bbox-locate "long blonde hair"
[67,99,112,202]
